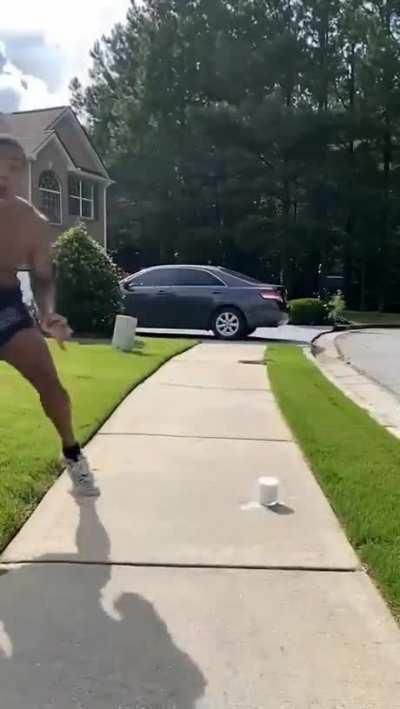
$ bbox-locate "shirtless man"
[0,133,99,496]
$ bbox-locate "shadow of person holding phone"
[0,497,206,708]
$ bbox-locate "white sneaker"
[65,455,100,497]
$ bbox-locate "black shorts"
[0,288,33,349]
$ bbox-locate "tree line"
[71,0,400,309]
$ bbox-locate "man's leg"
[1,326,76,449]
[1,326,99,496]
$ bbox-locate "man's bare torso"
[0,197,41,288]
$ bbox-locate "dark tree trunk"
[378,118,391,312]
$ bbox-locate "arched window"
[39,171,62,224]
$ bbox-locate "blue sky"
[0,0,131,112]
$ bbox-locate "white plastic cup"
[112,315,138,352]
[258,477,279,507]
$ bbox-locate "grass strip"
[345,310,400,326]
[268,344,400,619]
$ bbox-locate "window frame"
[127,267,226,288]
[39,170,62,225]
[68,176,95,221]
[128,268,179,287]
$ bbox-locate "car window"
[219,268,262,284]
[129,268,180,286]
[176,269,224,286]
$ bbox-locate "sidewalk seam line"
[0,560,361,572]
[97,432,293,442]
[157,384,270,392]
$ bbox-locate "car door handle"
[157,289,167,294]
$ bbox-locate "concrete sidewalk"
[0,342,400,708]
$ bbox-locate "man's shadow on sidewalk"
[0,499,206,709]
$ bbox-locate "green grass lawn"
[345,310,400,326]
[268,344,400,619]
[0,337,192,551]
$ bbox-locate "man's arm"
[29,210,55,320]
[28,207,71,346]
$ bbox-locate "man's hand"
[41,314,72,350]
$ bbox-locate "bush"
[289,298,327,326]
[326,290,347,324]
[54,223,122,335]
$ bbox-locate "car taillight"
[260,291,282,302]
[260,291,287,312]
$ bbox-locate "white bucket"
[112,315,138,352]
[258,477,279,507]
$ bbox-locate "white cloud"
[0,0,132,111]
[0,40,62,111]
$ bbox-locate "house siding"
[30,141,106,246]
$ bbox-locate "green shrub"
[54,223,122,335]
[326,290,347,324]
[289,298,327,325]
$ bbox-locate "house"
[6,106,112,249]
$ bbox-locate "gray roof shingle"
[4,106,67,155]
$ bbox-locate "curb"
[334,331,400,403]
[310,327,334,356]
[335,323,400,331]
[311,331,400,440]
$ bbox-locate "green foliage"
[71,0,400,306]
[326,290,347,324]
[289,298,327,326]
[54,223,122,335]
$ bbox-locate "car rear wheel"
[212,307,247,340]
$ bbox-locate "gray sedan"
[120,265,287,340]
